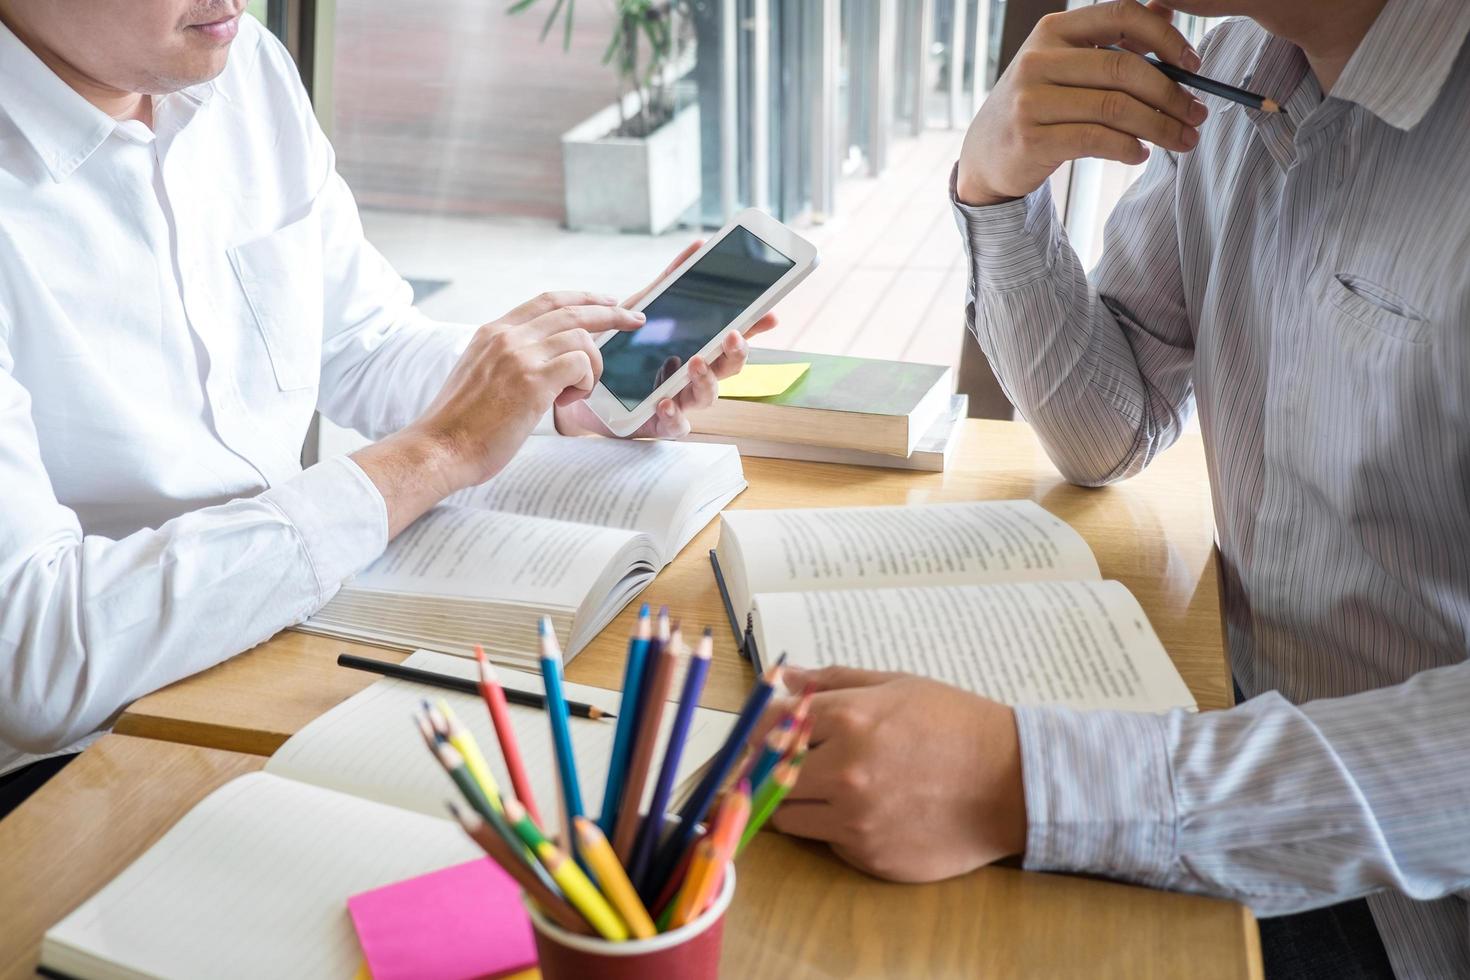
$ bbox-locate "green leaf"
[538,0,567,43]
[506,0,540,14]
[562,0,575,50]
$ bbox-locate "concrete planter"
[561,97,701,234]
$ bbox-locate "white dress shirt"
[0,15,513,775]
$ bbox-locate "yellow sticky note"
[717,362,810,399]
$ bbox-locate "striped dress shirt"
[952,6,1470,977]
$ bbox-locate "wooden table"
[116,419,1232,757]
[3,419,1256,978]
[0,735,1260,980]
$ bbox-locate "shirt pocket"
[1327,273,1434,345]
[228,209,324,391]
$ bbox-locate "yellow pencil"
[573,817,656,939]
[436,699,503,813]
[503,799,629,941]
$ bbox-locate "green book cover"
[740,348,949,416]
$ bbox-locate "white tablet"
[584,209,819,436]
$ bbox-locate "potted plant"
[509,0,702,234]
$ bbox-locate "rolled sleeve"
[258,455,388,605]
[1015,704,1178,888]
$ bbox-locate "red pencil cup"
[523,866,735,980]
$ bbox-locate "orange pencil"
[475,645,541,825]
[610,627,681,861]
[671,781,750,928]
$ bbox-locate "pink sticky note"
[348,859,537,980]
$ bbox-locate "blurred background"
[244,0,1223,459]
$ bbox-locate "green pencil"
[737,757,800,855]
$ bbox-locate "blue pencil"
[538,618,584,851]
[599,604,653,834]
[645,652,784,899]
[747,715,794,791]
[630,627,712,896]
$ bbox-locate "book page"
[757,580,1195,713]
[267,650,736,835]
[446,435,740,552]
[723,500,1099,607]
[43,772,477,980]
[350,504,637,605]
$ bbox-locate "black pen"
[1108,45,1283,115]
[337,652,613,720]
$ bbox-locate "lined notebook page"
[756,580,1196,713]
[720,500,1100,613]
[43,772,477,980]
[267,650,737,834]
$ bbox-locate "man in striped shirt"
[770,2,1470,977]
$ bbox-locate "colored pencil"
[611,624,681,862]
[665,838,719,931]
[337,652,610,719]
[538,617,584,851]
[670,783,749,929]
[744,715,794,791]
[599,605,652,834]
[474,645,541,825]
[739,757,800,855]
[1105,45,1282,114]
[420,722,534,857]
[503,799,629,941]
[436,699,504,812]
[574,817,657,939]
[450,802,593,936]
[650,829,702,921]
[630,627,712,896]
[645,655,784,899]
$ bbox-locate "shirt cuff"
[949,163,1060,291]
[259,455,388,607]
[1015,704,1179,889]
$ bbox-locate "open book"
[716,500,1196,713]
[42,651,737,980]
[302,435,746,668]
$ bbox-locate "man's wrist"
[351,425,464,537]
[955,159,1020,209]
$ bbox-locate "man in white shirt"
[0,0,766,800]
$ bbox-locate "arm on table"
[1019,659,1470,914]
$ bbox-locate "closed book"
[689,348,953,457]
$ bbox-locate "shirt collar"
[1330,0,1470,131]
[0,18,116,182]
[1243,0,1470,132]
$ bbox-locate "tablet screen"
[599,228,795,409]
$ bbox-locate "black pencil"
[1107,46,1282,115]
[336,652,613,720]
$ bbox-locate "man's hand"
[554,240,779,439]
[353,292,643,534]
[956,0,1206,207]
[760,665,1027,883]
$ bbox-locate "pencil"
[436,699,504,813]
[538,618,584,850]
[739,757,800,855]
[1106,45,1282,114]
[611,624,681,862]
[337,652,611,719]
[744,714,794,791]
[599,605,652,834]
[665,838,718,931]
[670,783,749,929]
[630,627,712,896]
[645,654,784,900]
[474,646,541,825]
[649,828,702,921]
[573,817,657,939]
[504,799,629,941]
[450,802,594,936]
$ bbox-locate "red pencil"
[475,644,541,826]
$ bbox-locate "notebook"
[688,394,969,472]
[41,651,738,979]
[714,500,1197,714]
[299,435,746,668]
[687,348,953,457]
